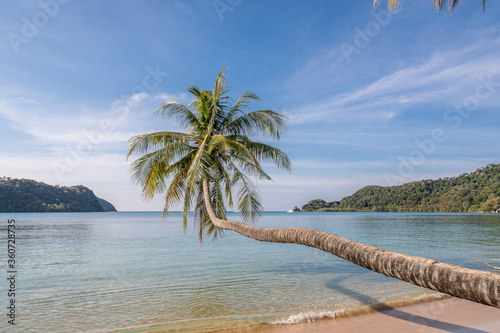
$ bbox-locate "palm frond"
[194,188,209,243]
[213,135,272,181]
[242,141,292,172]
[130,150,169,200]
[162,155,193,221]
[213,67,231,104]
[154,101,201,132]
[182,184,194,232]
[224,110,288,140]
[373,0,401,12]
[127,131,191,159]
[219,163,234,208]
[223,160,264,223]
[375,0,484,12]
[219,90,261,130]
[188,136,211,179]
[236,176,263,223]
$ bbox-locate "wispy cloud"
[286,37,500,125]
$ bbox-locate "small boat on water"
[287,209,294,213]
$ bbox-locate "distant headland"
[302,163,500,213]
[0,177,116,213]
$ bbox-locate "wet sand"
[216,296,500,333]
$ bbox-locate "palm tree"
[128,68,499,308]
[127,67,291,242]
[374,0,485,12]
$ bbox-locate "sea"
[0,211,499,332]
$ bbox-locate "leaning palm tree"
[128,68,499,308]
[127,67,291,242]
[374,0,485,12]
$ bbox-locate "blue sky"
[1,0,499,211]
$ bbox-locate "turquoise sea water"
[0,211,499,332]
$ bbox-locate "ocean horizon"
[1,211,499,332]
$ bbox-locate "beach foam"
[271,310,337,325]
[270,293,448,326]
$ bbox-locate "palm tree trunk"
[203,179,500,308]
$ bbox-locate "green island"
[302,163,500,213]
[0,177,116,213]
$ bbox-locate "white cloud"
[128,92,149,104]
[154,92,189,103]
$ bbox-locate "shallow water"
[0,211,498,332]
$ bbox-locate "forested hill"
[0,177,117,212]
[302,164,500,213]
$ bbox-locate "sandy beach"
[216,295,500,333]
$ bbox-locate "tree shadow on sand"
[325,276,488,333]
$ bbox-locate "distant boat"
[287,209,294,213]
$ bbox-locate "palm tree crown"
[127,68,291,242]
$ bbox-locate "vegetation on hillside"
[302,164,500,213]
[0,177,116,212]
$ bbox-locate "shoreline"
[126,294,500,333]
[212,295,500,333]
